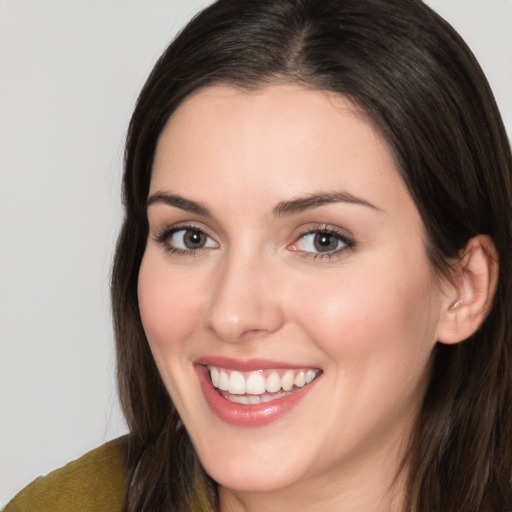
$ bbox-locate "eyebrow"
[146,190,381,217]
[146,192,211,216]
[273,191,381,216]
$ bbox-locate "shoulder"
[4,437,128,512]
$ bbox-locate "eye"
[155,226,218,254]
[290,228,355,257]
[171,228,216,250]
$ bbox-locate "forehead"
[151,84,413,217]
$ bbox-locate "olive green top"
[4,437,127,512]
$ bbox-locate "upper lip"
[193,356,319,372]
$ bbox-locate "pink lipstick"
[195,358,321,427]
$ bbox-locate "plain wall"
[1,0,511,506]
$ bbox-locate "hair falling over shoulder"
[111,0,512,510]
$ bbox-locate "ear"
[437,235,499,345]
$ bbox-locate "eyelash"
[153,224,355,260]
[291,226,355,260]
[153,224,217,256]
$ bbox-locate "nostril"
[239,328,270,340]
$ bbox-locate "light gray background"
[1,0,511,506]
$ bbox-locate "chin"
[206,463,302,494]
[193,436,306,494]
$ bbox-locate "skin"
[138,84,455,511]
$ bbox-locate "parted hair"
[111,0,512,510]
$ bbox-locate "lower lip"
[196,365,319,427]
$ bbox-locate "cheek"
[137,252,204,354]
[291,261,440,448]
[291,258,440,366]
[137,252,211,414]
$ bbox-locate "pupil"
[314,233,337,252]
[184,230,205,249]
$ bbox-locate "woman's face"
[138,84,449,499]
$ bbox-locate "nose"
[203,250,285,343]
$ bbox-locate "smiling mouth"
[207,365,321,405]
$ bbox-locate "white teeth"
[229,371,246,394]
[218,370,229,391]
[228,394,251,404]
[210,367,219,387]
[294,371,306,387]
[265,372,281,393]
[305,370,316,384]
[208,365,320,398]
[247,395,261,404]
[282,370,295,391]
[246,372,266,395]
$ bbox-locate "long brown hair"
[111,0,512,510]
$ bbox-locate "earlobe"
[437,235,499,345]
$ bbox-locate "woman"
[6,0,511,510]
